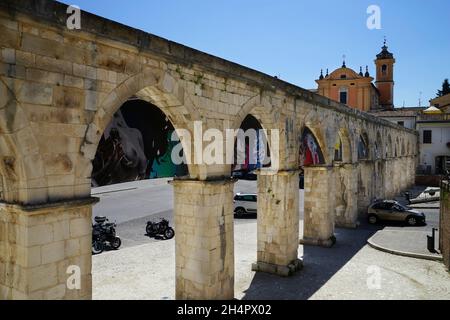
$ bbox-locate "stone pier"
[172,179,235,300]
[252,170,303,276]
[334,164,359,229]
[0,198,96,300]
[301,166,336,247]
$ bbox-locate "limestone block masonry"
[301,166,336,247]
[252,170,303,276]
[334,164,359,229]
[172,179,235,300]
[0,198,97,300]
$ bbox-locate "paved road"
[92,179,437,252]
[92,179,173,224]
[369,190,441,258]
[92,179,268,249]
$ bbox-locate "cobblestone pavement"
[93,218,450,300]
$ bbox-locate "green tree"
[437,79,450,97]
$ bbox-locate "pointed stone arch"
[375,131,383,160]
[386,134,393,158]
[79,69,203,183]
[334,127,352,163]
[358,131,370,160]
[299,126,327,166]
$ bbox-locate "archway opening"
[386,135,393,158]
[92,99,188,187]
[232,114,271,297]
[300,128,326,167]
[299,126,326,235]
[91,98,188,300]
[358,133,369,160]
[299,127,326,192]
[334,136,343,162]
[375,132,382,160]
[232,113,270,218]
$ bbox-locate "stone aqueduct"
[0,0,418,300]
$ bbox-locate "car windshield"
[394,203,410,211]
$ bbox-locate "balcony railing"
[417,113,450,122]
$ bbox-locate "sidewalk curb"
[367,236,443,262]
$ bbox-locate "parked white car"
[233,193,257,217]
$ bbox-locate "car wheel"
[406,216,417,226]
[368,214,378,225]
[235,207,246,218]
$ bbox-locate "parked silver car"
[233,193,257,217]
[368,200,426,226]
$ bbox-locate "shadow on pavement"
[242,220,382,300]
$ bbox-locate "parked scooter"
[146,218,175,240]
[92,216,122,254]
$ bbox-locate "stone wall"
[440,181,450,271]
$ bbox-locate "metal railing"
[417,113,450,122]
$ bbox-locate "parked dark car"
[367,200,426,226]
[232,170,257,180]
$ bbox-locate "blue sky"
[60,0,450,107]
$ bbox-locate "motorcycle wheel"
[164,227,175,240]
[92,241,104,255]
[146,224,154,236]
[110,237,122,250]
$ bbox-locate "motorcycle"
[92,216,122,255]
[146,218,175,240]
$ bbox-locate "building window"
[339,87,348,104]
[397,121,405,127]
[340,74,347,79]
[423,130,432,144]
[382,64,387,75]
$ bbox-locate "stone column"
[393,160,400,196]
[334,164,359,229]
[252,170,302,277]
[384,159,394,199]
[375,161,385,200]
[172,179,235,300]
[301,166,336,247]
[0,198,97,300]
[400,159,405,191]
[357,162,372,214]
[409,157,417,187]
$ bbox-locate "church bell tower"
[375,39,395,109]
